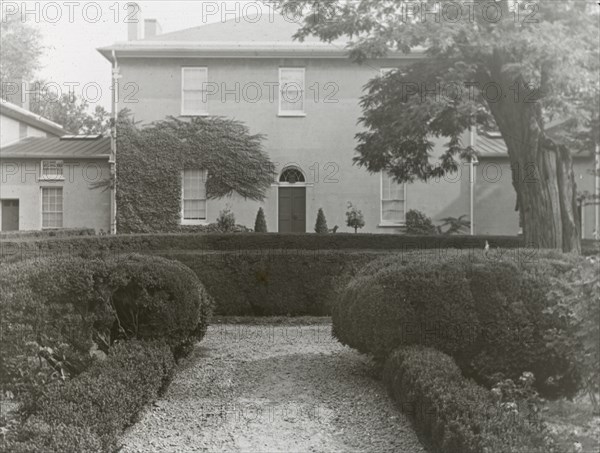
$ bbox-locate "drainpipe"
[469,127,477,235]
[596,142,600,240]
[110,49,119,235]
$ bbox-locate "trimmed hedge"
[383,347,557,453]
[1,233,528,262]
[0,253,212,405]
[332,250,583,399]
[2,234,597,264]
[164,250,380,315]
[5,340,175,453]
[0,227,95,240]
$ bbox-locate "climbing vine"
[115,113,275,233]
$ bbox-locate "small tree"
[254,207,267,233]
[217,205,236,232]
[314,208,328,234]
[345,202,365,233]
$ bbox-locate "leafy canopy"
[280,0,599,182]
[0,10,43,85]
[29,82,111,134]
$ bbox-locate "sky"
[10,1,267,110]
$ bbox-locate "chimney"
[144,19,162,38]
[126,2,143,40]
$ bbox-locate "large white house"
[98,5,597,237]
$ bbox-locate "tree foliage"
[29,82,111,134]
[115,113,275,233]
[0,11,43,85]
[280,0,599,252]
[345,202,365,233]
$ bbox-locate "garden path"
[120,321,426,453]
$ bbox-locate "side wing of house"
[0,136,111,233]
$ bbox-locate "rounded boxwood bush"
[102,254,213,353]
[0,253,212,407]
[332,250,582,399]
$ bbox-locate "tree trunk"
[555,143,581,253]
[487,85,581,253]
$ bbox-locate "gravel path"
[119,322,426,453]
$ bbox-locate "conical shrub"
[314,208,328,234]
[254,207,267,233]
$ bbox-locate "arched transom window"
[279,167,305,184]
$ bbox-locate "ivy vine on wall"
[115,113,275,233]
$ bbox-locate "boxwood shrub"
[383,346,558,453]
[4,340,175,453]
[0,253,212,406]
[332,250,583,399]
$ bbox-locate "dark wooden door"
[278,187,306,233]
[2,200,19,231]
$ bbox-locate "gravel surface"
[119,322,426,453]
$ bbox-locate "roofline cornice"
[0,154,110,159]
[97,44,426,61]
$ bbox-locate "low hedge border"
[0,228,95,241]
[383,346,558,453]
[4,340,175,453]
[1,233,529,262]
[2,233,596,264]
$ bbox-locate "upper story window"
[182,169,207,224]
[42,187,63,228]
[279,68,305,116]
[381,172,406,225]
[181,67,208,116]
[41,160,64,180]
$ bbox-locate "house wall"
[117,56,475,233]
[0,158,111,232]
[473,157,596,239]
[1,114,49,147]
[115,56,597,237]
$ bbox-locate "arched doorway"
[278,166,306,233]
